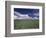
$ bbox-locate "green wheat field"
[14,20,39,29]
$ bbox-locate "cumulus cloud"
[33,13,39,16]
[14,11,39,20]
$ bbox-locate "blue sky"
[14,8,39,18]
[14,8,39,14]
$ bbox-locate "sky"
[14,8,39,18]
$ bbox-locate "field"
[14,19,39,29]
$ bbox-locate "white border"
[11,5,42,34]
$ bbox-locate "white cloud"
[33,13,39,16]
[14,11,39,20]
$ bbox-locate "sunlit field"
[14,19,39,29]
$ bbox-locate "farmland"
[14,19,39,29]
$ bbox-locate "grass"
[14,19,39,29]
